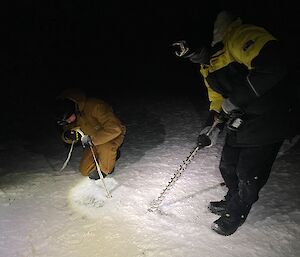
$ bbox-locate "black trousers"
[219,139,283,217]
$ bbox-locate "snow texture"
[1,95,299,257]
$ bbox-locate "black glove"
[197,125,222,147]
[221,99,245,131]
[172,40,191,57]
[172,40,211,64]
[197,133,212,147]
[81,135,93,148]
[63,130,80,142]
[197,110,227,148]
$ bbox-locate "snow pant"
[219,140,283,217]
[79,131,125,176]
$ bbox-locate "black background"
[6,1,299,119]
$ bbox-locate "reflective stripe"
[246,72,260,97]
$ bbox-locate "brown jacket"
[59,88,126,145]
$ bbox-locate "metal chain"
[148,117,223,212]
[148,145,200,212]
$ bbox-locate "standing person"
[173,10,295,236]
[54,88,126,179]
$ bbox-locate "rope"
[59,141,75,172]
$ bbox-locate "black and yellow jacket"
[200,19,293,146]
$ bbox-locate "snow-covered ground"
[1,94,299,257]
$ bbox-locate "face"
[66,113,77,124]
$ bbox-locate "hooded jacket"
[200,18,292,146]
[59,88,126,146]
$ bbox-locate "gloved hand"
[63,130,80,142]
[81,135,93,148]
[172,40,190,57]
[172,40,211,64]
[221,99,244,131]
[197,126,221,147]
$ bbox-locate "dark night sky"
[6,1,299,123]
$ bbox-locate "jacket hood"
[211,10,238,46]
[58,88,86,112]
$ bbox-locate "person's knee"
[79,159,95,176]
[79,165,90,176]
[98,150,118,174]
[79,149,95,176]
[100,164,115,175]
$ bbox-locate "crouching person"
[54,88,126,179]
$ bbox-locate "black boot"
[211,212,246,236]
[208,188,238,215]
[88,170,107,180]
[208,200,227,215]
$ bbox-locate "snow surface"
[1,94,299,257]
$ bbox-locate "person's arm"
[197,79,225,147]
[206,83,224,113]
